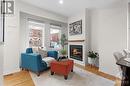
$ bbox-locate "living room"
[0,0,130,86]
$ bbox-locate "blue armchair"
[20,48,58,76]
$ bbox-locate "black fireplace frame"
[69,45,83,61]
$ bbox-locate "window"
[28,20,45,47]
[50,25,61,49]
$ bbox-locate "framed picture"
[69,20,82,36]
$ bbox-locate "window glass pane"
[28,20,45,48]
[50,27,61,49]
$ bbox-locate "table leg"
[51,71,54,75]
[121,67,130,86]
[71,69,73,72]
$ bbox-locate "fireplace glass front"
[70,45,83,61]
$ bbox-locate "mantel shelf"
[68,40,85,42]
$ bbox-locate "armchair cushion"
[47,51,58,59]
[38,48,48,58]
[26,48,33,53]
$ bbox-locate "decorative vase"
[88,57,96,66]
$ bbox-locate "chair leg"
[71,69,73,72]
[64,75,68,80]
[51,71,54,75]
[21,68,24,71]
[37,72,40,76]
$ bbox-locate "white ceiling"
[20,0,119,17]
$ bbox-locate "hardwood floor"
[4,70,35,86]
[85,65,121,86]
[4,64,121,86]
[76,64,121,86]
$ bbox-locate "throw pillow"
[38,48,48,58]
[32,47,39,53]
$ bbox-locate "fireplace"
[70,45,83,61]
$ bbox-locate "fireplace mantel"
[68,40,85,42]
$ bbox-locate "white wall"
[0,1,3,85]
[68,11,86,40]
[68,10,89,66]
[90,0,127,76]
[4,0,20,75]
[4,0,68,75]
[128,3,130,50]
[18,0,68,23]
[0,45,3,86]
[129,29,130,50]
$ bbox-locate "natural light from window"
[28,20,45,48]
[50,27,61,49]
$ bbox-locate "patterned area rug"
[30,66,115,86]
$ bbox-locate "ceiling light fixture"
[59,0,63,4]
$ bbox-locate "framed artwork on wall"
[69,20,82,36]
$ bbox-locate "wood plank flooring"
[4,64,121,86]
[4,70,35,86]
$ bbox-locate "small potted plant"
[87,51,98,66]
[59,34,68,60]
[60,49,67,57]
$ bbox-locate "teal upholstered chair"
[20,48,58,76]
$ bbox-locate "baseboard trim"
[3,69,20,76]
[98,70,121,81]
[74,63,85,69]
